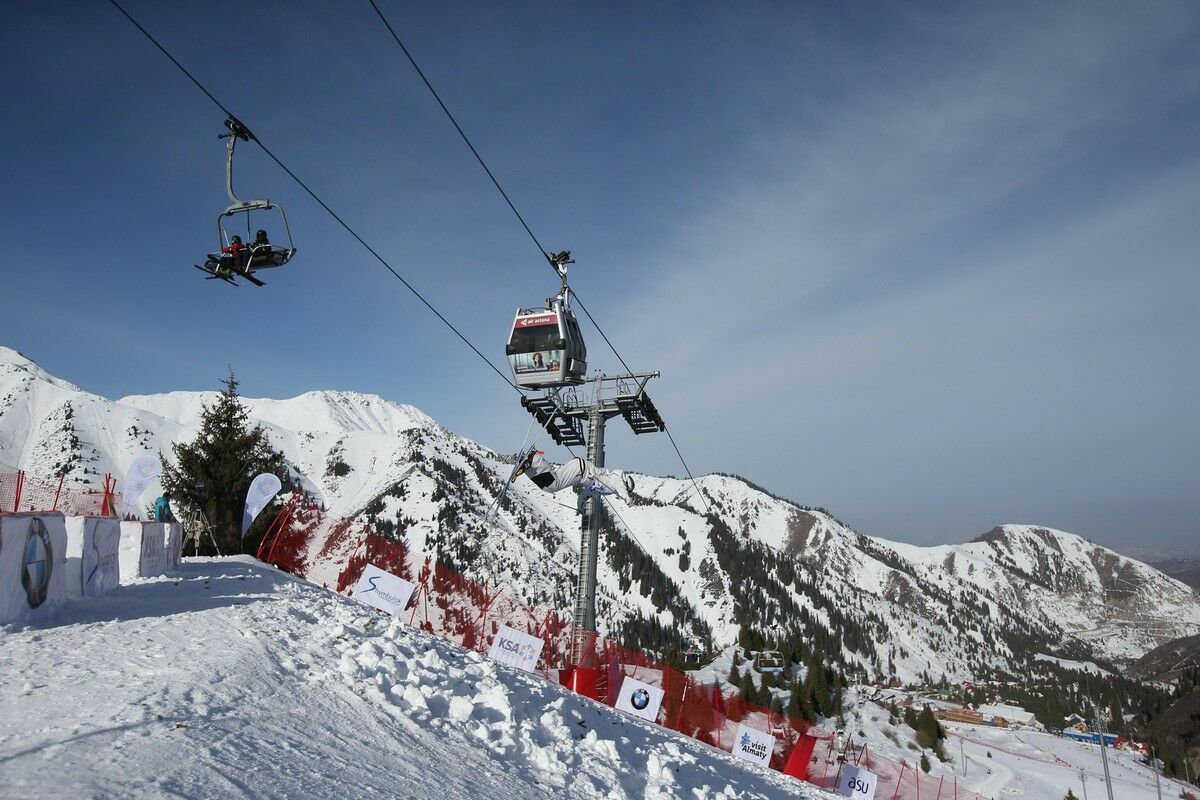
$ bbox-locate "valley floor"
[0,558,829,800]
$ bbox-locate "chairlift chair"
[755,650,786,674]
[198,117,296,286]
[505,251,587,388]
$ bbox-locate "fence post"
[934,775,944,800]
[52,472,65,511]
[891,762,906,800]
[13,469,23,512]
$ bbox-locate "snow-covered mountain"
[2,344,1197,683]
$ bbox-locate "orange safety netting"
[258,498,988,800]
[0,461,120,517]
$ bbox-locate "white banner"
[65,517,121,598]
[839,764,879,799]
[118,521,143,584]
[613,675,665,723]
[166,522,183,567]
[352,564,416,617]
[0,514,68,624]
[487,624,543,672]
[732,724,775,767]
[119,455,162,520]
[241,473,282,537]
[139,522,171,577]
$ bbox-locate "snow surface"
[840,691,1191,800]
[0,557,832,799]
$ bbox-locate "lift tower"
[520,371,665,665]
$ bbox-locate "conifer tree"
[161,372,288,555]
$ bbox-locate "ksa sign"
[352,564,416,617]
[613,676,664,723]
[486,625,543,673]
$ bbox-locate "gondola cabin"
[505,304,587,388]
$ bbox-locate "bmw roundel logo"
[630,688,651,710]
[22,517,53,609]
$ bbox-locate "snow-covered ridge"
[2,343,1197,680]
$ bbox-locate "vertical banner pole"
[52,472,64,511]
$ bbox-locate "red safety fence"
[0,462,120,517]
[258,497,988,800]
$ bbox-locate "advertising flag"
[614,676,665,723]
[119,455,162,520]
[241,473,283,537]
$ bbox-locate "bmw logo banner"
[351,563,417,618]
[0,514,69,624]
[486,624,544,673]
[731,723,775,768]
[613,675,665,723]
[838,764,879,799]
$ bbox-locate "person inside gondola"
[532,352,545,369]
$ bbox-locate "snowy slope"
[2,344,1198,682]
[0,557,831,800]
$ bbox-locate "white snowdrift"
[0,557,831,799]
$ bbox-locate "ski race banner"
[352,564,416,617]
[839,764,879,799]
[118,455,162,520]
[242,473,282,537]
[118,521,180,582]
[486,624,543,673]
[732,723,776,767]
[0,514,68,624]
[64,516,121,598]
[613,675,665,723]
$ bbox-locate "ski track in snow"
[0,557,830,800]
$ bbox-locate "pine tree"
[161,372,289,555]
[728,650,742,685]
[920,753,931,773]
[1063,790,1078,800]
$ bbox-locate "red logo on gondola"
[517,313,557,327]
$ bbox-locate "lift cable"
[108,0,519,393]
[364,1,711,514]
[366,0,554,270]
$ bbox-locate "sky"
[1,1,1197,553]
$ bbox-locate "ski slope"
[0,557,831,799]
[842,693,1190,800]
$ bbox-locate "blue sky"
[2,1,1197,552]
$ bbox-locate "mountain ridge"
[2,343,1197,683]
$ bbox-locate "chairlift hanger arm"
[220,116,255,205]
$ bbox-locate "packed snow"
[0,557,831,799]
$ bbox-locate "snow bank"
[0,557,831,799]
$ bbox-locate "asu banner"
[613,675,664,723]
[352,564,416,617]
[731,723,775,767]
[838,764,878,799]
[487,624,543,673]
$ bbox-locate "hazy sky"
[1,1,1197,552]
